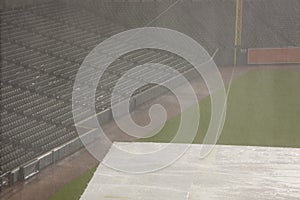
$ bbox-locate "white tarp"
[80,143,300,200]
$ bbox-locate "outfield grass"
[49,69,300,200]
[141,70,300,148]
[48,166,97,200]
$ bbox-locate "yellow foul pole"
[234,0,243,66]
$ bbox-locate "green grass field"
[49,69,300,200]
[48,166,97,200]
[141,70,300,147]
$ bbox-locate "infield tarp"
[80,142,300,200]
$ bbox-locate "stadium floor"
[1,65,299,200]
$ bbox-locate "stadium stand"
[242,0,300,48]
[83,0,300,61]
[0,1,195,184]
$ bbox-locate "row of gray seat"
[0,141,36,173]
[242,0,300,48]
[0,1,197,175]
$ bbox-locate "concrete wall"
[53,139,83,162]
[10,168,19,185]
[20,160,39,181]
[38,152,53,169]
